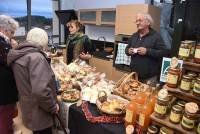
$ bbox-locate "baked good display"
[61,89,80,102]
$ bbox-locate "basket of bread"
[113,72,145,100]
[96,91,128,115]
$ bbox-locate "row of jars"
[178,40,200,63]
[154,96,200,132]
[147,125,174,134]
[166,69,200,95]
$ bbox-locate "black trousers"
[33,127,52,134]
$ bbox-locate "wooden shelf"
[151,112,196,134]
[163,85,200,105]
[183,61,200,72]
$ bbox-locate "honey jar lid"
[196,77,200,81]
[147,125,158,133]
[185,102,198,114]
[158,88,168,99]
[172,105,183,112]
[182,75,192,80]
[170,57,179,69]
[187,72,197,77]
[177,100,186,107]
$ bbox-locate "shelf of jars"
[150,112,196,134]
[163,85,200,105]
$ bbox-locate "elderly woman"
[65,20,95,64]
[0,15,19,134]
[7,28,59,134]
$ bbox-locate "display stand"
[151,61,200,133]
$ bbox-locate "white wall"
[59,0,151,43]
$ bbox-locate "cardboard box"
[115,4,161,35]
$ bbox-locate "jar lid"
[158,88,168,99]
[147,125,158,133]
[160,127,174,134]
[172,105,183,112]
[182,75,192,80]
[170,57,179,69]
[196,77,200,81]
[177,100,186,107]
[181,40,195,44]
[187,72,197,77]
[185,102,198,114]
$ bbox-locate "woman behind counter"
[65,20,95,64]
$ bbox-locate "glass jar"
[169,105,183,124]
[197,120,200,134]
[179,75,192,92]
[176,100,186,109]
[147,125,158,134]
[181,102,198,131]
[193,77,200,96]
[159,127,174,134]
[194,43,200,63]
[187,72,197,89]
[178,40,193,60]
[166,68,180,88]
[154,97,169,119]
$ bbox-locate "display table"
[68,103,126,134]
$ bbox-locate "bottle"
[125,97,137,127]
[138,95,152,131]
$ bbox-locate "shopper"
[65,19,95,64]
[125,13,169,84]
[0,15,19,134]
[7,28,59,134]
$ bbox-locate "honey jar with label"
[179,75,192,92]
[193,77,200,96]
[154,96,169,119]
[197,120,200,134]
[147,125,158,134]
[166,68,180,88]
[194,43,200,63]
[169,105,183,124]
[178,40,194,60]
[187,72,197,89]
[181,102,198,131]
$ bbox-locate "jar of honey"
[187,72,197,89]
[178,40,194,60]
[193,77,200,96]
[166,68,180,88]
[181,102,198,131]
[194,43,200,63]
[179,75,192,92]
[147,125,158,134]
[154,96,169,119]
[169,105,183,124]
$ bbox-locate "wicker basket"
[113,72,141,100]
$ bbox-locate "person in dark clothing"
[0,15,19,134]
[125,13,169,84]
[65,20,95,64]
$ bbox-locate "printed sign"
[160,57,183,82]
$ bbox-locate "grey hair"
[0,15,19,32]
[137,13,154,27]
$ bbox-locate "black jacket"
[125,28,169,80]
[0,35,18,105]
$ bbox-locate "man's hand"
[137,47,147,55]
[128,48,135,55]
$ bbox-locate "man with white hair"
[7,28,59,134]
[125,13,169,84]
[0,14,19,134]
